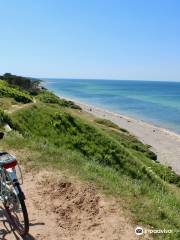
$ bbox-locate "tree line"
[0,73,43,95]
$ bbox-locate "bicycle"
[0,151,29,237]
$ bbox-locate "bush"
[0,81,32,103]
[37,91,81,109]
[37,91,60,104]
[2,73,42,95]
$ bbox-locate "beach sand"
[62,96,180,175]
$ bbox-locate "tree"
[2,73,43,95]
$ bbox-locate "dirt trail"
[0,170,145,240]
[5,98,36,114]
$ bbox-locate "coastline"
[61,95,180,175]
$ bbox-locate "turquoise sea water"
[45,79,180,133]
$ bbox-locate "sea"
[44,79,180,134]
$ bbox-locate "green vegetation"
[1,103,179,239]
[0,73,179,239]
[0,109,14,128]
[37,90,81,109]
[95,117,128,132]
[106,127,157,160]
[94,118,157,161]
[8,104,179,186]
[0,81,32,103]
[0,97,17,110]
[1,73,42,95]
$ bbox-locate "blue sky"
[0,0,179,81]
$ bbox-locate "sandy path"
[0,170,144,240]
[72,101,180,175]
[5,99,36,114]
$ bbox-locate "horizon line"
[40,77,180,83]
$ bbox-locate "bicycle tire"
[4,189,29,237]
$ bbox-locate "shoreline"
[61,95,180,174]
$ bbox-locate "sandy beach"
[62,96,180,175]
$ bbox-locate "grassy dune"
[1,103,179,239]
[0,75,180,239]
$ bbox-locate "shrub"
[2,73,42,95]
[0,81,32,103]
[37,90,81,109]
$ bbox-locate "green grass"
[1,102,179,240]
[95,117,129,133]
[95,121,158,161]
[0,109,14,128]
[0,97,18,110]
[36,90,81,109]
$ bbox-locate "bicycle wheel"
[4,184,29,237]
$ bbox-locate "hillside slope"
[0,74,180,239]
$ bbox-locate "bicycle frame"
[0,166,19,204]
